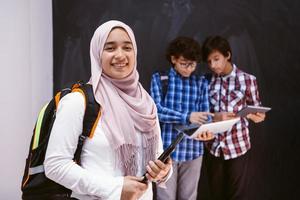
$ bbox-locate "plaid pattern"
[207,64,261,160]
[150,67,210,161]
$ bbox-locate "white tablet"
[236,105,271,117]
[186,118,240,138]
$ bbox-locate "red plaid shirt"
[207,64,261,160]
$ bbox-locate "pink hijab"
[89,20,159,175]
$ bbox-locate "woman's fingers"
[145,159,171,182]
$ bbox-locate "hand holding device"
[236,105,271,117]
[141,132,185,183]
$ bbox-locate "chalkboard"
[53,0,300,199]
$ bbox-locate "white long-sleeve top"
[44,92,170,200]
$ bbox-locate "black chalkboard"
[53,0,300,199]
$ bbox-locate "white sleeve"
[44,92,123,199]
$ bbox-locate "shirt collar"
[169,66,193,79]
[221,63,237,79]
[170,67,177,76]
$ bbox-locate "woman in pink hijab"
[45,20,172,200]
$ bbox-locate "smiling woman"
[43,20,172,200]
[102,27,135,79]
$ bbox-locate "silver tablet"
[237,105,271,117]
[181,118,240,138]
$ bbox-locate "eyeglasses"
[178,61,197,69]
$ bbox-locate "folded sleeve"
[246,75,261,106]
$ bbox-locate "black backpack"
[21,82,101,200]
[157,70,169,101]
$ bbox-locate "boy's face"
[171,56,197,77]
[207,50,231,76]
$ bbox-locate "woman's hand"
[189,112,214,124]
[247,112,265,123]
[121,176,148,200]
[145,158,172,183]
[195,130,215,141]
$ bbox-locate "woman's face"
[101,27,135,79]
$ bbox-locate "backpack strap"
[158,70,169,101]
[71,82,101,165]
[54,88,72,109]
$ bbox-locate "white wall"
[0,0,52,199]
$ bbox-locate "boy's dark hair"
[166,36,202,64]
[202,35,232,62]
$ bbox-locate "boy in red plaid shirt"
[201,35,266,200]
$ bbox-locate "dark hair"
[166,36,201,64]
[202,35,232,62]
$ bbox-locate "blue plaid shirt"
[150,67,210,162]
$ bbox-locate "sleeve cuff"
[157,165,173,188]
[181,112,190,124]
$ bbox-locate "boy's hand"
[145,158,172,183]
[121,176,148,200]
[189,112,214,124]
[195,130,215,141]
[213,112,236,122]
[247,112,265,123]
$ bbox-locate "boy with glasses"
[150,36,213,200]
